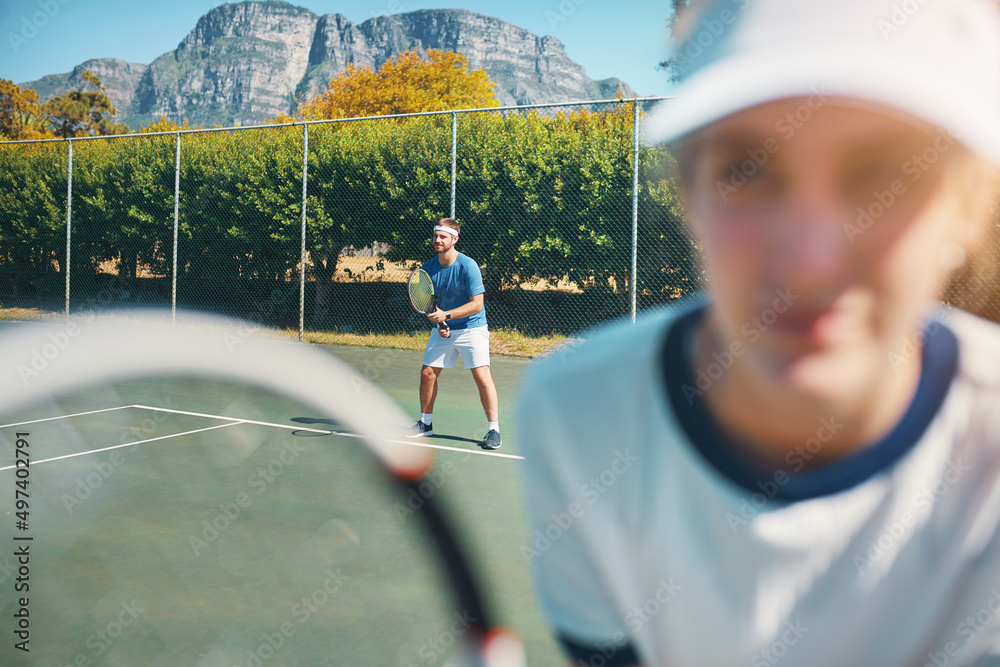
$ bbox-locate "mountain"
[24,58,148,119]
[19,1,633,130]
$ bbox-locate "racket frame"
[0,313,515,664]
[407,268,449,332]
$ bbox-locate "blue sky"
[1,0,674,97]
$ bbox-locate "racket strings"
[408,272,435,313]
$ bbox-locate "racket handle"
[433,303,449,332]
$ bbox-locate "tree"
[658,0,696,83]
[43,71,130,138]
[287,48,497,321]
[140,116,192,133]
[0,80,52,140]
[0,142,67,304]
[295,48,499,120]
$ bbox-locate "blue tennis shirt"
[421,252,486,330]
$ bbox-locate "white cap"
[644,0,1000,164]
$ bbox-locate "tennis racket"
[408,268,449,333]
[0,312,523,666]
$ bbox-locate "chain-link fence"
[6,96,1000,355]
[0,97,694,353]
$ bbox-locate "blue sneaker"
[405,421,433,438]
[480,429,502,450]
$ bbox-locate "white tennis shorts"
[422,326,490,369]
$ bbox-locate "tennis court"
[0,332,564,666]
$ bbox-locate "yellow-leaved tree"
[0,80,52,140]
[43,71,130,138]
[140,116,193,133]
[269,49,497,318]
[294,48,499,120]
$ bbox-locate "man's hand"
[427,308,450,337]
[427,308,449,325]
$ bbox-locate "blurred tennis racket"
[408,268,450,333]
[0,312,522,666]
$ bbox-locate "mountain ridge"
[19,2,634,129]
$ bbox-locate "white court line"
[0,422,242,472]
[131,404,525,461]
[389,438,525,461]
[130,405,331,434]
[0,404,137,430]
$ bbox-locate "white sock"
[487,421,499,432]
[421,413,433,425]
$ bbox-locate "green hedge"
[0,106,698,332]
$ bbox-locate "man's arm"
[427,293,482,324]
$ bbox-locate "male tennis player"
[405,218,501,450]
[518,0,1000,665]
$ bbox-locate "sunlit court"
[0,323,564,665]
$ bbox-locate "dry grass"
[333,256,414,283]
[299,326,568,358]
[0,307,62,321]
[332,255,582,292]
[0,307,569,359]
[93,254,584,293]
[490,327,573,357]
[96,260,166,279]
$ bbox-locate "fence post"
[299,123,309,342]
[172,132,181,322]
[631,101,640,323]
[450,112,457,219]
[65,139,73,320]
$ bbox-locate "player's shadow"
[289,417,339,437]
[289,418,482,446]
[429,433,482,446]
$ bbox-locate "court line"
[0,422,243,472]
[130,405,330,434]
[130,404,525,461]
[390,438,525,461]
[0,404,137,430]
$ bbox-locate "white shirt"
[517,298,1000,667]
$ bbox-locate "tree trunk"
[125,252,139,280]
[311,246,344,325]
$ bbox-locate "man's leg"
[470,365,499,422]
[420,365,443,414]
[455,327,500,449]
[406,364,443,438]
[407,329,455,437]
[471,365,502,450]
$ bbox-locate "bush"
[0,103,698,332]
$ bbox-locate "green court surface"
[0,340,564,666]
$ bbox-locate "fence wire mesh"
[69,134,176,319]
[0,140,70,315]
[8,97,997,356]
[0,98,702,353]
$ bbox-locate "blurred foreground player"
[517,1,1000,665]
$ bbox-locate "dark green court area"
[0,344,564,666]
